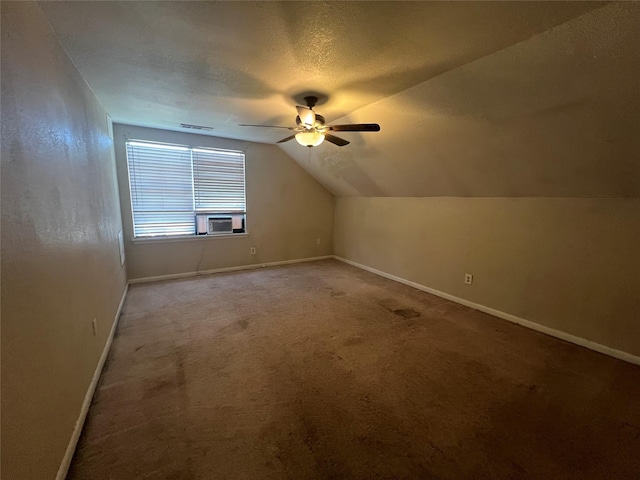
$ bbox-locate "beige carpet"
[68,260,640,479]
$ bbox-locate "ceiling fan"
[239,96,380,147]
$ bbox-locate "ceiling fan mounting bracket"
[291,91,328,109]
[304,96,319,109]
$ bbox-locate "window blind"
[125,140,246,238]
[192,148,246,213]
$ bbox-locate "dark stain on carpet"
[378,298,421,319]
[236,318,250,330]
[144,379,174,397]
[393,308,421,319]
[343,337,365,347]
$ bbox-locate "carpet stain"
[144,379,174,398]
[236,318,250,330]
[378,298,421,319]
[393,308,421,319]
[303,425,319,449]
[330,290,346,298]
[343,337,365,347]
[521,383,540,394]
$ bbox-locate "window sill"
[131,233,249,244]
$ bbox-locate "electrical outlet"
[92,317,98,336]
[250,247,256,255]
[464,273,473,285]
[316,238,321,245]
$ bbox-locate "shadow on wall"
[318,150,385,197]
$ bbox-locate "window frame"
[125,139,247,240]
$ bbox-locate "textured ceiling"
[40,1,639,197]
[280,2,640,197]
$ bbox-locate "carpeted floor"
[68,259,640,479]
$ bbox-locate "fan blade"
[296,106,316,128]
[239,124,294,130]
[328,123,380,132]
[276,135,296,144]
[324,133,350,147]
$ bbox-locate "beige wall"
[1,3,127,479]
[334,197,640,357]
[113,124,334,280]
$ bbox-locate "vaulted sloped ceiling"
[40,1,638,197]
[280,2,640,197]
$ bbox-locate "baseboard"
[128,255,333,284]
[333,256,640,367]
[55,284,129,480]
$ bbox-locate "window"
[126,140,246,238]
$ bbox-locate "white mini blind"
[126,140,246,237]
[193,148,246,213]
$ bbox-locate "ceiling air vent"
[180,123,214,131]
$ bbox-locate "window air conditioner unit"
[207,215,233,234]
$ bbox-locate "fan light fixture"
[239,95,380,148]
[295,131,324,147]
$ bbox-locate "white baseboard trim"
[333,256,640,367]
[128,255,334,284]
[56,284,129,480]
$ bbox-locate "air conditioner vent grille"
[180,123,214,131]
